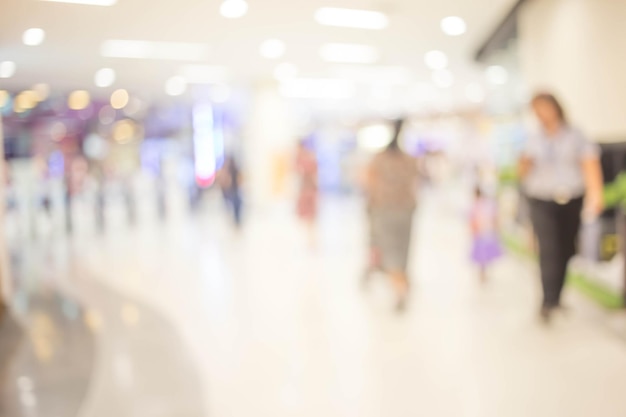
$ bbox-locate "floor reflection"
[0,290,94,417]
[0,258,208,417]
[73,277,208,417]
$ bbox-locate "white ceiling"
[0,0,518,110]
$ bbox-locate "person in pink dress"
[295,140,319,246]
[470,186,502,283]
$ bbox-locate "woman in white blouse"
[519,92,604,323]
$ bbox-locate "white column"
[518,0,626,141]
[243,82,295,208]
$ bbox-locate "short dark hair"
[531,92,567,123]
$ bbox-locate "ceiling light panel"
[101,40,210,61]
[32,83,50,101]
[424,50,448,70]
[320,43,380,64]
[0,61,16,78]
[259,39,286,59]
[220,0,248,18]
[110,89,129,109]
[95,68,116,87]
[0,91,10,108]
[486,65,508,85]
[165,76,187,96]
[23,28,46,46]
[68,90,90,110]
[441,16,467,36]
[315,8,388,30]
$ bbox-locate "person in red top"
[295,140,319,247]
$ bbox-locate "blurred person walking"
[295,140,319,247]
[519,93,604,323]
[217,155,243,228]
[469,185,502,284]
[364,119,419,312]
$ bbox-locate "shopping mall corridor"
[3,186,626,417]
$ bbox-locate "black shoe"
[557,304,570,315]
[0,301,6,323]
[540,305,556,324]
[362,266,384,289]
[395,295,409,313]
[361,269,374,290]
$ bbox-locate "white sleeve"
[573,129,600,159]
[522,133,541,159]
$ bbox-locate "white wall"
[518,0,626,141]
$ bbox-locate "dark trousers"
[528,197,584,307]
[224,189,242,226]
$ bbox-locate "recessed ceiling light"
[315,7,388,30]
[279,78,356,99]
[273,63,298,80]
[320,43,379,64]
[358,124,394,152]
[84,133,109,160]
[432,70,454,88]
[259,39,286,59]
[113,119,136,144]
[486,65,508,85]
[32,83,50,101]
[466,83,485,103]
[13,101,26,114]
[95,68,116,87]
[101,40,210,61]
[99,106,116,124]
[441,16,467,36]
[425,50,448,70]
[123,97,145,117]
[68,90,91,110]
[23,28,46,46]
[0,61,16,78]
[50,122,67,141]
[15,91,39,110]
[220,0,248,18]
[110,89,129,109]
[0,91,9,108]
[39,0,117,5]
[165,76,187,96]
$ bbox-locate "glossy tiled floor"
[3,186,626,417]
[0,290,95,417]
